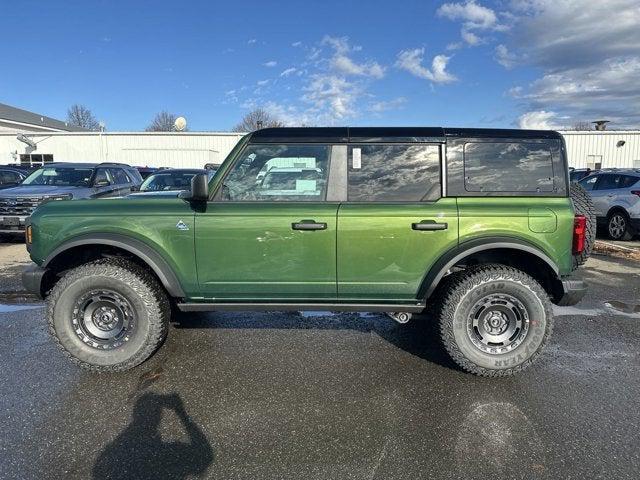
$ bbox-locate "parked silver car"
[0,162,142,234]
[578,169,640,240]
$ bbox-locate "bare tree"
[232,108,284,132]
[146,111,180,132]
[572,121,592,131]
[67,104,100,131]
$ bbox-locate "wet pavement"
[1,239,639,480]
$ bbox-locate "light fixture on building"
[16,133,37,148]
[617,140,626,148]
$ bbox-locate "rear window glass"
[348,144,441,201]
[620,175,639,188]
[464,142,554,192]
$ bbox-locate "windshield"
[140,171,202,191]
[22,167,94,187]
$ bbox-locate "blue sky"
[1,1,638,131]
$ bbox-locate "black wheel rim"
[72,289,136,350]
[466,293,530,355]
[609,214,625,239]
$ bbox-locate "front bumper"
[556,278,587,306]
[0,215,27,233]
[22,264,48,299]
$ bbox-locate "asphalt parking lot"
[1,237,639,480]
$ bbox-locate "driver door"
[194,143,338,300]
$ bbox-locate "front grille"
[0,197,42,216]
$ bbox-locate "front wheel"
[47,259,170,372]
[607,211,633,240]
[438,265,553,377]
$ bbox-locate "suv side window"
[620,175,639,188]
[221,144,330,201]
[94,168,113,186]
[464,142,554,192]
[109,168,131,185]
[0,169,22,184]
[579,175,598,191]
[347,144,441,201]
[595,174,619,190]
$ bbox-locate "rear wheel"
[607,210,633,240]
[47,259,170,372]
[438,265,553,377]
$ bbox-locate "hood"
[127,190,184,198]
[0,185,85,198]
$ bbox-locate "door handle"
[292,220,327,231]
[412,220,448,231]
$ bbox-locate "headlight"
[40,194,73,204]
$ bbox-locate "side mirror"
[190,173,208,201]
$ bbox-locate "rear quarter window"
[464,142,554,193]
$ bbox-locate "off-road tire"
[47,258,170,372]
[438,265,553,377]
[570,182,596,268]
[606,210,634,241]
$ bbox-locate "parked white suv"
[578,169,640,240]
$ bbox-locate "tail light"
[573,215,586,254]
[631,190,640,198]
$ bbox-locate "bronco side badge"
[176,220,189,231]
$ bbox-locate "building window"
[19,154,54,167]
[586,155,602,170]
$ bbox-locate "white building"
[0,131,245,168]
[559,130,640,170]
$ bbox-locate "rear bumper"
[556,278,587,306]
[22,264,48,299]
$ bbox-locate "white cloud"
[263,60,277,67]
[322,35,386,79]
[503,0,640,126]
[247,38,257,45]
[368,97,407,113]
[437,0,507,45]
[518,110,561,129]
[256,79,269,86]
[292,41,302,47]
[494,44,517,68]
[303,74,360,120]
[395,48,457,84]
[280,67,298,77]
[461,29,482,46]
[437,0,499,29]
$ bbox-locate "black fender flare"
[43,233,186,298]
[418,236,560,299]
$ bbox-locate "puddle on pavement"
[604,300,640,314]
[0,303,43,313]
[553,301,640,319]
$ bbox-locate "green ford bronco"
[22,127,595,376]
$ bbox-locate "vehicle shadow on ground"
[172,310,460,372]
[92,392,214,480]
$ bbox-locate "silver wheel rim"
[609,214,626,239]
[72,289,136,350]
[466,293,530,355]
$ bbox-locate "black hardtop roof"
[248,127,563,143]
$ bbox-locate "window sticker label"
[352,148,362,169]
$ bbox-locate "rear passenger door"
[109,168,136,196]
[337,143,458,301]
[591,174,620,217]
